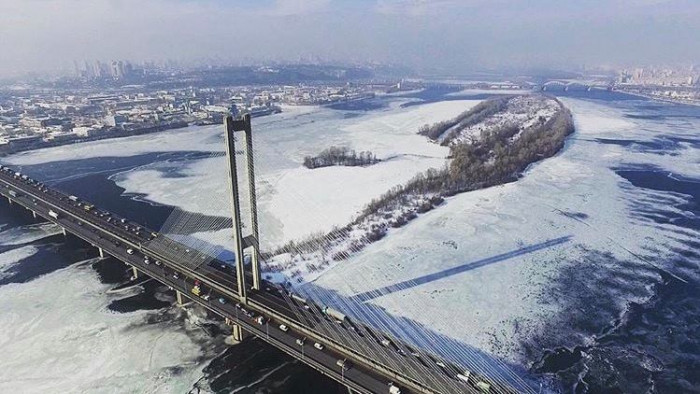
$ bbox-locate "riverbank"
[614,88,700,107]
[0,109,285,157]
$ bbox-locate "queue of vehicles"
[1,165,497,394]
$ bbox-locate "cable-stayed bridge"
[0,115,536,394]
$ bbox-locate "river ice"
[1,92,698,392]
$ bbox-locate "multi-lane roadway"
[0,165,512,394]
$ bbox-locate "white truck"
[476,381,491,393]
[457,371,470,384]
[48,210,59,219]
[322,306,347,323]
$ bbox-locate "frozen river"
[1,89,698,393]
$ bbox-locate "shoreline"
[613,88,700,107]
[0,111,285,157]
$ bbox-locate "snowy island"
[263,94,575,283]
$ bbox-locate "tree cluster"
[360,98,574,219]
[441,96,511,145]
[303,146,380,169]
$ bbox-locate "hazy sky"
[1,0,699,77]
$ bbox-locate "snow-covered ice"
[312,97,700,363]
[0,246,39,279]
[0,263,213,393]
[0,223,63,247]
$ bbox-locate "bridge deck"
[0,166,521,394]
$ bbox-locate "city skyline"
[2,0,700,78]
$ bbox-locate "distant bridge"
[539,79,614,92]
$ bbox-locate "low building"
[73,126,101,138]
[44,132,78,143]
[105,114,128,127]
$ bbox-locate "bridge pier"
[176,290,185,306]
[224,318,248,344]
[224,114,263,303]
[61,227,67,236]
[224,116,248,303]
[131,266,138,280]
[31,210,37,219]
[98,247,105,259]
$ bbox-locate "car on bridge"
[388,382,402,394]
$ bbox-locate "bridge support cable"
[252,183,462,393]
[302,285,457,393]
[247,153,534,393]
[243,147,480,393]
[344,272,538,392]
[242,114,263,291]
[337,246,540,393]
[312,283,465,393]
[241,150,459,392]
[326,256,535,393]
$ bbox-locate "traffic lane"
[165,273,392,394]
[0,177,249,314]
[248,282,464,393]
[0,177,438,394]
[46,219,393,394]
[248,310,395,394]
[5,175,255,303]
